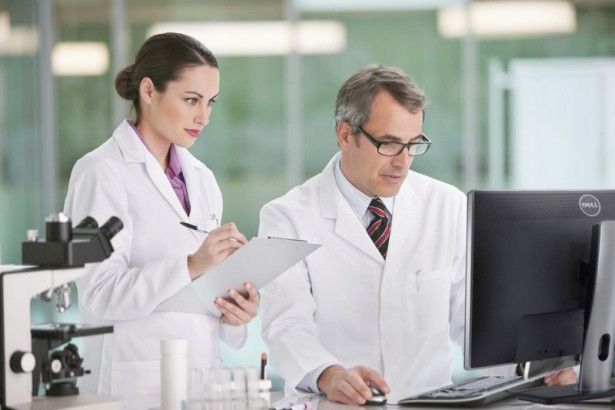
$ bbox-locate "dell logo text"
[579,194,601,217]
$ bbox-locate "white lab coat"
[258,153,467,403]
[64,120,246,410]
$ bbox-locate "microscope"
[1,213,123,410]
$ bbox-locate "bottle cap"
[161,339,187,355]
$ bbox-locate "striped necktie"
[367,198,391,259]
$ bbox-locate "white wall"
[509,58,615,189]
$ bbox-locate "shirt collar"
[127,120,153,154]
[128,120,181,176]
[333,155,394,219]
[166,144,181,177]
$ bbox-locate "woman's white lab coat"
[64,120,246,410]
[258,153,467,403]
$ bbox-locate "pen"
[180,221,210,233]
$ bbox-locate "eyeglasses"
[358,126,431,157]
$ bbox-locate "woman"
[64,33,258,409]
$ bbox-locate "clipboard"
[156,237,320,316]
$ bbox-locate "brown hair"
[115,32,218,123]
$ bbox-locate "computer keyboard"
[398,375,543,406]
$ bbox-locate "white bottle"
[160,339,188,410]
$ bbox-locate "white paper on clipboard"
[156,237,320,316]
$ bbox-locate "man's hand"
[543,368,576,386]
[317,364,390,405]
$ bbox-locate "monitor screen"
[464,190,615,370]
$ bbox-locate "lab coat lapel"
[387,178,421,264]
[143,154,189,220]
[175,148,201,218]
[113,121,189,220]
[175,148,207,239]
[319,155,383,264]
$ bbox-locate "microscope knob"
[10,351,36,373]
[50,358,62,374]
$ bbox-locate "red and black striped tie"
[367,198,390,259]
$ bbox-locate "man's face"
[338,90,424,198]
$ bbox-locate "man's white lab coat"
[259,153,466,403]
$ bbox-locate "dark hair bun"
[114,63,137,101]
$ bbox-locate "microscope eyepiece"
[100,217,123,240]
[74,216,98,230]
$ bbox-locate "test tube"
[232,367,246,399]
[246,366,260,400]
[188,368,204,401]
[216,367,232,403]
[207,368,222,402]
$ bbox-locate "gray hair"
[334,64,428,134]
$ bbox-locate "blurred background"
[1,0,614,390]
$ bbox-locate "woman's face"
[140,64,220,150]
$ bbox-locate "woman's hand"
[187,222,246,280]
[215,282,259,325]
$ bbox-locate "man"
[258,64,574,405]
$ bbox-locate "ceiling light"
[147,21,346,56]
[296,0,460,12]
[52,42,109,76]
[0,12,9,39]
[0,26,39,55]
[438,1,576,38]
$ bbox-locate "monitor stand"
[518,221,615,404]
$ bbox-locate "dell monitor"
[465,190,615,404]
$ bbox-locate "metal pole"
[487,58,507,189]
[111,0,129,125]
[39,0,57,215]
[285,0,303,188]
[461,0,478,190]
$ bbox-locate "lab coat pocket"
[110,359,160,397]
[405,267,452,336]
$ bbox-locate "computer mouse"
[365,387,387,405]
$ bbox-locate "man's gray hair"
[334,64,428,134]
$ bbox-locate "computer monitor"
[465,190,615,404]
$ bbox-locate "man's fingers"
[318,365,388,406]
[329,380,367,406]
[341,372,372,404]
[359,366,390,394]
